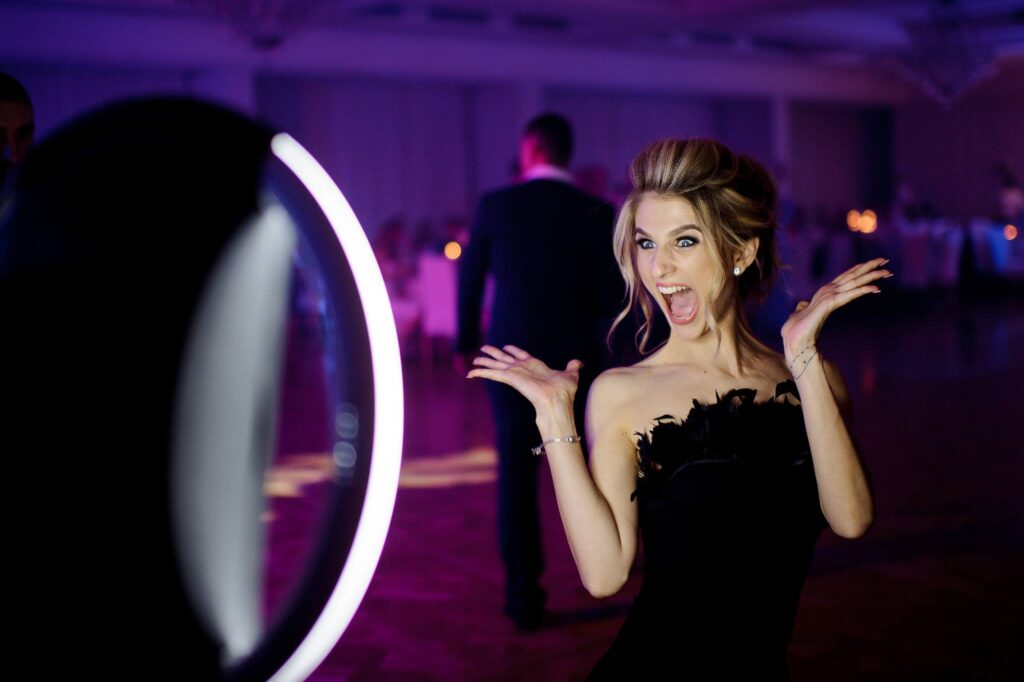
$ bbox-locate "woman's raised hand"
[781,257,891,359]
[467,345,581,411]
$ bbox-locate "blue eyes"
[635,236,699,249]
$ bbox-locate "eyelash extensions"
[634,236,699,249]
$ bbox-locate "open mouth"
[656,285,700,324]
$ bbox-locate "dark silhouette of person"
[456,112,620,629]
[0,72,35,183]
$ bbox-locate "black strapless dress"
[588,380,826,681]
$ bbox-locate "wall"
[3,62,190,136]
[894,87,1024,221]
[257,74,473,239]
[3,59,884,239]
[790,102,876,220]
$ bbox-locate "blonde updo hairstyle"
[610,138,781,355]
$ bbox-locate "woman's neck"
[654,306,761,378]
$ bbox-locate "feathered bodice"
[629,378,824,630]
[633,379,812,497]
[589,380,827,680]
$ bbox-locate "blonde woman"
[468,139,879,679]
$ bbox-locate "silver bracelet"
[789,347,819,380]
[787,344,816,368]
[531,435,582,456]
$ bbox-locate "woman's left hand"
[781,257,891,361]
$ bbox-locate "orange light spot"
[1006,224,1019,240]
[444,241,462,260]
[847,210,861,231]
[858,210,877,234]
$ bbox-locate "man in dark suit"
[457,113,621,630]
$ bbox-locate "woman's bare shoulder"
[591,364,663,400]
[587,365,663,433]
[589,362,697,436]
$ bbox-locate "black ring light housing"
[1,97,403,680]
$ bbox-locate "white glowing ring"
[268,134,404,682]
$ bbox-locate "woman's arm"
[781,258,884,538]
[790,354,873,538]
[469,346,639,597]
[539,369,639,597]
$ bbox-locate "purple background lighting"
[3,1,1023,680]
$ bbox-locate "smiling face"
[633,193,726,337]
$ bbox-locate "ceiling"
[16,0,1024,101]
[31,0,1024,55]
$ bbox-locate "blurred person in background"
[373,215,414,298]
[996,162,1024,226]
[456,112,620,630]
[0,72,35,204]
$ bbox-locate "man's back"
[456,111,619,632]
[457,178,619,369]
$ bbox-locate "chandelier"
[181,0,324,50]
[899,0,999,106]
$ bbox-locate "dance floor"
[269,286,1023,681]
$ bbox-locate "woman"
[468,139,879,679]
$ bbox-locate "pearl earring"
[733,266,742,276]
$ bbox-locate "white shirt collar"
[522,163,575,184]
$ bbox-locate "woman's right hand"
[466,345,581,412]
